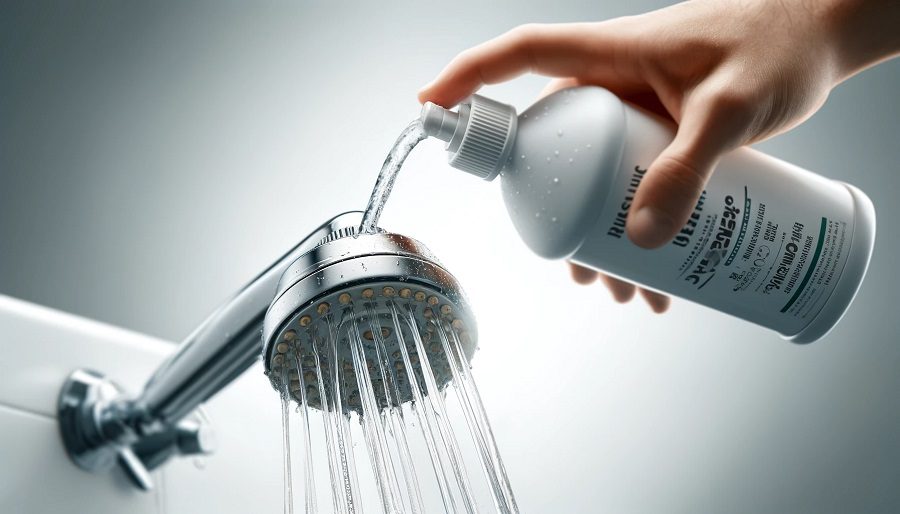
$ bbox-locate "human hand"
[418,0,899,311]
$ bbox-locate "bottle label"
[575,107,856,337]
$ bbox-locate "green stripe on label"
[780,217,827,313]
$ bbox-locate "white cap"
[420,95,518,181]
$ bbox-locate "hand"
[419,0,899,312]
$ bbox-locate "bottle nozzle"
[419,95,518,181]
[420,102,460,142]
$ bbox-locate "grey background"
[1,1,898,512]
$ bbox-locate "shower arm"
[57,211,363,491]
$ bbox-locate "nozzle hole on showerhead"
[363,327,391,341]
[266,284,474,414]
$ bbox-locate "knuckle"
[453,48,477,66]
[651,154,708,205]
[689,79,765,145]
[504,23,544,68]
[509,23,541,40]
[707,88,755,118]
[699,74,765,123]
[506,23,544,51]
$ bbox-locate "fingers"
[539,77,583,99]
[627,88,754,248]
[568,263,670,312]
[599,274,636,303]
[568,262,599,285]
[638,288,671,313]
[418,21,642,107]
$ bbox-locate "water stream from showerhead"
[262,226,517,513]
[274,305,515,514]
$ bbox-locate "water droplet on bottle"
[557,129,564,137]
[552,177,560,184]
[551,217,558,223]
[546,156,552,162]
[520,154,526,159]
[526,165,532,170]
[586,143,592,149]
[569,158,574,163]
[574,147,579,153]
[553,150,560,157]
[535,212,541,218]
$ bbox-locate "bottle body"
[498,87,875,343]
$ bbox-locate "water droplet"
[552,177,560,184]
[546,156,552,162]
[526,165,532,170]
[520,154,526,159]
[574,147,579,153]
[553,150,560,157]
[568,158,574,163]
[586,143,592,149]
[557,129,564,137]
[551,217,558,223]
[523,113,528,119]
[535,212,541,218]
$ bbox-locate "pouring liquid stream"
[359,120,428,235]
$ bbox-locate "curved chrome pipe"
[136,211,364,426]
[58,212,363,490]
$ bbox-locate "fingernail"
[627,207,676,249]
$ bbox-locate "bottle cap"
[420,95,518,181]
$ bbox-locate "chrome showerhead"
[56,210,518,512]
[261,224,478,412]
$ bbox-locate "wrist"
[817,0,900,82]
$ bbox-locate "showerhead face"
[262,223,478,414]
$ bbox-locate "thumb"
[627,94,748,248]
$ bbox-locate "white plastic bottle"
[419,86,875,343]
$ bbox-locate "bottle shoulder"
[500,86,628,259]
